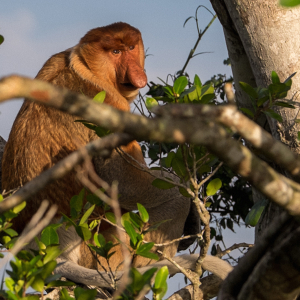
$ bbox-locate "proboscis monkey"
[2,22,231,284]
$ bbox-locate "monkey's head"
[78,22,147,102]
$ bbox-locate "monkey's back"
[1,50,101,232]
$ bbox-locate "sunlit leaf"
[79,204,95,225]
[271,71,280,84]
[93,91,106,103]
[173,76,188,95]
[137,203,149,223]
[12,201,26,214]
[145,97,158,109]
[41,227,59,246]
[206,178,222,196]
[194,74,202,87]
[31,277,44,293]
[76,224,91,241]
[280,0,300,6]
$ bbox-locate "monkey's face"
[78,23,147,102]
[110,42,147,100]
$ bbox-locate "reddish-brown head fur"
[76,22,147,102]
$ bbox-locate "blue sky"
[0,0,231,139]
[0,2,253,297]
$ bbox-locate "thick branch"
[1,76,300,216]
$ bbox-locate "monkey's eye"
[129,45,135,50]
[112,49,121,54]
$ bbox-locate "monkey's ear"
[178,200,200,251]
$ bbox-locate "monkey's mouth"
[120,82,137,90]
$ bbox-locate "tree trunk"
[210,1,300,298]
[210,0,300,237]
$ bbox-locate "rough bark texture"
[0,136,6,194]
[221,0,300,149]
[211,0,300,232]
[210,1,300,298]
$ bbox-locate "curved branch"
[1,75,300,215]
[55,254,232,288]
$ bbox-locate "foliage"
[280,0,300,6]
[239,71,295,122]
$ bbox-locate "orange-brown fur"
[2,22,191,271]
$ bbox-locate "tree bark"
[0,136,6,194]
[210,0,300,236]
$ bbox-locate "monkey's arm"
[55,254,233,288]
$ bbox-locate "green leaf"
[74,287,97,300]
[46,280,75,289]
[245,198,268,226]
[3,228,18,237]
[172,157,188,180]
[0,35,4,45]
[178,187,191,197]
[136,250,158,260]
[152,178,175,189]
[76,224,92,241]
[173,76,188,95]
[79,204,95,225]
[41,227,59,246]
[145,97,159,110]
[179,86,196,99]
[263,109,283,123]
[12,201,26,214]
[31,277,44,293]
[5,277,15,292]
[206,178,222,196]
[194,74,202,87]
[240,107,254,118]
[136,242,159,260]
[43,245,62,264]
[105,212,116,224]
[280,0,300,7]
[124,221,138,246]
[41,260,57,280]
[273,101,295,109]
[94,233,106,247]
[271,71,280,84]
[284,72,296,84]
[154,266,169,288]
[60,288,74,300]
[93,91,106,103]
[137,203,149,223]
[95,126,110,137]
[164,151,175,168]
[297,131,300,141]
[239,82,258,99]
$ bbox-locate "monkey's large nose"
[133,72,147,88]
[127,64,147,89]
